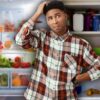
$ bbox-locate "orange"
[12,75,21,86]
[0,24,4,32]
[4,40,13,49]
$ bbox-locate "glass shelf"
[62,0,100,9]
[70,31,100,35]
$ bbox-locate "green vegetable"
[93,48,100,55]
[0,73,8,86]
[0,55,12,68]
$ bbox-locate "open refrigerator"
[0,0,46,97]
[0,0,100,99]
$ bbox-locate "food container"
[11,72,30,88]
[73,13,84,31]
[0,71,9,88]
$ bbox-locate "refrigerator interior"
[0,0,46,96]
[0,0,100,99]
[66,1,100,99]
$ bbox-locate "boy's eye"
[56,15,60,17]
[48,17,52,21]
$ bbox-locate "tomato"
[21,62,31,68]
[14,56,21,63]
[12,62,21,68]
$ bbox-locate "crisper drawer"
[0,68,32,96]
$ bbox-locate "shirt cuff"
[28,19,34,29]
[88,67,100,81]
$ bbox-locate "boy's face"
[46,9,67,36]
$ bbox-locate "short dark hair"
[43,1,66,15]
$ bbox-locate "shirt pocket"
[64,53,77,81]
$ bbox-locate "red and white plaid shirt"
[16,20,100,100]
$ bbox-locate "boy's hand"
[36,1,47,16]
[30,1,47,23]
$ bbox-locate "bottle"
[93,15,100,31]
[84,13,93,31]
[75,85,82,95]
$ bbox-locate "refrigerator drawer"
[0,68,32,96]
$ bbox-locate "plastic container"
[73,13,84,31]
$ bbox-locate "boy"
[16,1,100,100]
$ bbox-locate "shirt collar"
[50,30,70,41]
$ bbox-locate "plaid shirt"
[15,20,100,100]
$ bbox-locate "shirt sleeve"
[82,41,100,81]
[15,19,46,49]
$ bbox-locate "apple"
[20,75,29,86]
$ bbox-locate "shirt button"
[53,87,55,90]
[57,54,59,56]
